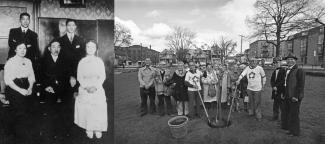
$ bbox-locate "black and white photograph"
[0,0,114,144]
[114,0,325,144]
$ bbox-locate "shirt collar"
[21,27,28,32]
[67,33,74,38]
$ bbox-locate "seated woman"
[74,40,107,139]
[4,42,35,142]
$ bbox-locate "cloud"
[142,23,172,39]
[215,0,255,35]
[145,10,161,18]
[115,17,172,52]
[189,8,201,16]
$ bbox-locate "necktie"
[69,35,73,42]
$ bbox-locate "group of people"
[0,12,108,142]
[138,52,305,137]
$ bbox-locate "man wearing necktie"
[8,12,40,80]
[58,19,85,136]
[270,58,286,121]
[282,53,305,137]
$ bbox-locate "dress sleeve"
[4,59,14,85]
[97,58,106,87]
[77,59,87,87]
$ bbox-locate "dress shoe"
[95,131,102,139]
[86,131,94,139]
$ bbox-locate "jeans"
[247,89,262,119]
[188,90,201,118]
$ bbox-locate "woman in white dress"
[74,40,107,139]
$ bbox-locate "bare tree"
[210,37,237,63]
[247,0,325,57]
[165,26,196,62]
[114,22,133,47]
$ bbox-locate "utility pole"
[239,34,245,54]
[315,19,325,68]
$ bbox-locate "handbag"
[208,84,216,97]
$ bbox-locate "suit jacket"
[271,67,286,91]
[58,34,85,78]
[285,64,305,100]
[8,27,39,63]
[40,52,69,93]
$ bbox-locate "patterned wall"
[40,0,113,20]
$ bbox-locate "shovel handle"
[197,90,210,120]
[227,88,236,125]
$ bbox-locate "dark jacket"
[40,52,70,92]
[58,34,85,78]
[8,27,39,62]
[166,71,188,101]
[285,64,305,100]
[270,67,286,99]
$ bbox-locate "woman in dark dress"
[4,43,35,143]
[166,62,188,116]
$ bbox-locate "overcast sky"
[115,0,258,52]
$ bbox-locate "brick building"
[287,26,324,66]
[115,45,160,65]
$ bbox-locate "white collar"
[67,33,74,37]
[51,54,58,61]
[21,27,28,32]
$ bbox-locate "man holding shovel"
[185,61,202,119]
[236,58,266,121]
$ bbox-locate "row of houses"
[115,45,160,66]
[247,26,324,66]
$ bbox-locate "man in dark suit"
[270,58,286,121]
[282,53,305,137]
[8,12,40,79]
[40,39,69,139]
[58,19,85,136]
[40,39,69,113]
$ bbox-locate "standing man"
[270,58,286,121]
[8,12,39,80]
[58,19,85,136]
[282,53,305,137]
[138,58,156,116]
[185,61,202,119]
[236,58,266,121]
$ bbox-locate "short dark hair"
[66,19,77,26]
[49,39,61,46]
[20,12,30,20]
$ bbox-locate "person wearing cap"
[282,53,305,136]
[270,58,286,121]
[138,58,157,116]
[236,58,266,121]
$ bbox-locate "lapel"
[287,64,298,79]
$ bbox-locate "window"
[318,45,323,55]
[300,37,307,56]
[318,34,324,45]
